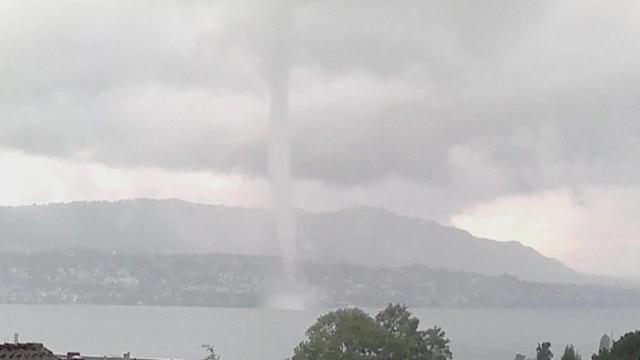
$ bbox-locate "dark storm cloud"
[1,0,639,201]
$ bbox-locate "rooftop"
[0,343,58,360]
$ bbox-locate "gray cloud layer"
[2,0,640,210]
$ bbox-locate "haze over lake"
[2,304,638,360]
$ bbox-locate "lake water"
[1,305,639,360]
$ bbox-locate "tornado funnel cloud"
[265,0,297,288]
[268,67,296,285]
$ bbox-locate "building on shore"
[1,339,176,360]
[57,351,175,360]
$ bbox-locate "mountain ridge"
[0,198,597,284]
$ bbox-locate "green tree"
[608,331,640,360]
[376,304,420,338]
[422,326,453,360]
[593,335,612,360]
[515,354,527,360]
[592,348,610,360]
[561,345,582,360]
[202,344,220,360]
[375,304,452,360]
[292,304,452,360]
[537,342,553,360]
[292,308,388,360]
[600,335,612,353]
[375,304,421,359]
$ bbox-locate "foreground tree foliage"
[590,331,640,360]
[292,304,452,360]
[537,342,554,360]
[561,345,582,360]
[592,347,610,360]
[592,335,612,360]
[608,331,640,360]
[202,343,221,360]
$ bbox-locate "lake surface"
[1,305,639,360]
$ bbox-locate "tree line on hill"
[3,250,640,308]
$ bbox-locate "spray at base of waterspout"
[263,280,320,311]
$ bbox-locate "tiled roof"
[0,343,58,360]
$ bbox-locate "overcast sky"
[1,0,640,276]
